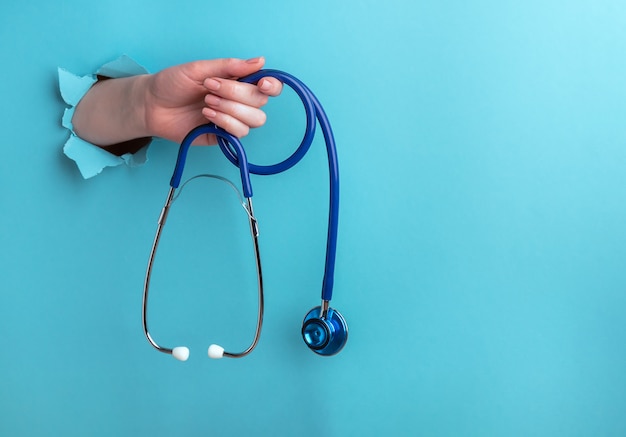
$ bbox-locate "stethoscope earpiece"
[208,344,225,359]
[172,346,190,362]
[302,305,348,356]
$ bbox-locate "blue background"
[1,0,626,435]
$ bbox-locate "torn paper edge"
[58,55,150,179]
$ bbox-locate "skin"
[72,56,283,147]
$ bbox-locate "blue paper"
[97,54,148,78]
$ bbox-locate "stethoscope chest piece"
[302,306,348,356]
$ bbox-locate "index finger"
[203,77,269,107]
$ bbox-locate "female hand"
[145,56,283,145]
[72,56,282,148]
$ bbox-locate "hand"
[72,57,282,148]
[145,57,282,145]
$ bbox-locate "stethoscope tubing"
[169,69,339,302]
[171,125,253,196]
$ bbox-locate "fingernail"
[259,80,272,91]
[204,78,220,91]
[203,108,217,118]
[246,56,263,64]
[205,94,220,107]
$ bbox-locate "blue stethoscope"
[142,70,348,361]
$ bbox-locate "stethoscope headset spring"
[142,69,348,361]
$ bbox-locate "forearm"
[72,74,151,147]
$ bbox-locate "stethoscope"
[142,69,348,361]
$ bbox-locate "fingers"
[202,74,283,138]
[202,94,266,138]
[203,76,283,101]
[183,56,284,138]
[196,57,282,97]
[204,77,270,107]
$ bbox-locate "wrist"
[72,74,153,146]
[129,73,153,139]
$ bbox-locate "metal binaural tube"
[142,187,176,355]
[223,198,264,358]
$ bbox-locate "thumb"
[184,57,266,81]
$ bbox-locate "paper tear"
[58,55,150,179]
[97,54,148,78]
[58,68,96,106]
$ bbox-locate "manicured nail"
[259,79,272,92]
[204,78,220,91]
[205,94,221,107]
[246,56,264,64]
[204,108,217,118]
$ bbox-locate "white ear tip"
[208,344,224,359]
[172,347,189,361]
